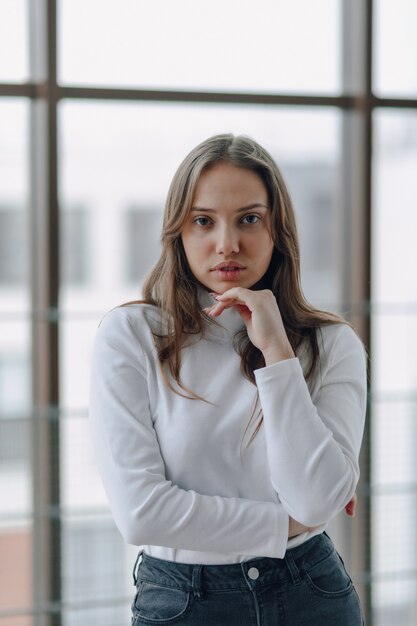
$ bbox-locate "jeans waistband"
[133,532,335,597]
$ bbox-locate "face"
[181,161,275,294]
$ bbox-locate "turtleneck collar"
[197,286,246,342]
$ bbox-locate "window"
[1,1,416,624]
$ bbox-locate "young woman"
[89,134,367,625]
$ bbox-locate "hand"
[203,287,294,365]
[344,493,357,517]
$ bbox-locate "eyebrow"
[190,203,269,213]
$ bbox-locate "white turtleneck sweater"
[89,290,367,564]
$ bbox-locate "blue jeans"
[131,532,364,625]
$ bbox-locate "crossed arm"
[90,299,365,557]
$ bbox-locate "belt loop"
[192,564,203,599]
[132,549,144,586]
[285,549,302,586]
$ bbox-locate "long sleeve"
[89,308,289,558]
[255,324,367,527]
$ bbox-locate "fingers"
[204,287,254,317]
[203,288,275,322]
[203,291,247,318]
[345,494,357,517]
[215,287,255,308]
[203,298,244,318]
[203,303,226,317]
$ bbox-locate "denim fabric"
[131,533,364,626]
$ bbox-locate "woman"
[89,134,367,625]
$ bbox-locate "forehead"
[192,162,268,207]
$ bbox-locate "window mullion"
[339,0,373,623]
[29,1,62,625]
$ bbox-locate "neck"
[197,285,245,340]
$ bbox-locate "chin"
[215,279,256,292]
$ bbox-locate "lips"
[210,261,246,281]
[212,261,245,271]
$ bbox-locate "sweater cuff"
[273,506,290,558]
[254,356,303,385]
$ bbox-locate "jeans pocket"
[303,548,354,599]
[132,581,191,624]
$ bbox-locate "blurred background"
[1,0,416,624]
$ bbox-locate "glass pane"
[372,493,417,625]
[59,101,342,314]
[373,110,417,305]
[61,412,107,510]
[372,492,417,575]
[372,108,417,624]
[59,100,343,616]
[62,515,135,626]
[61,605,130,626]
[0,415,31,517]
[374,0,417,97]
[61,600,133,626]
[59,0,341,93]
[372,314,417,395]
[61,413,138,625]
[373,580,417,626]
[372,400,417,487]
[0,100,32,623]
[60,319,97,417]
[0,522,33,626]
[0,617,33,626]
[0,0,28,82]
[372,110,417,391]
[0,99,30,300]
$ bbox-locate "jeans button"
[248,567,259,580]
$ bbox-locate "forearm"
[96,446,290,557]
[255,346,366,526]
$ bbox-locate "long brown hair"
[123,134,345,440]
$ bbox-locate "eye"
[241,214,260,225]
[194,216,212,227]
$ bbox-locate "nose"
[215,225,240,255]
